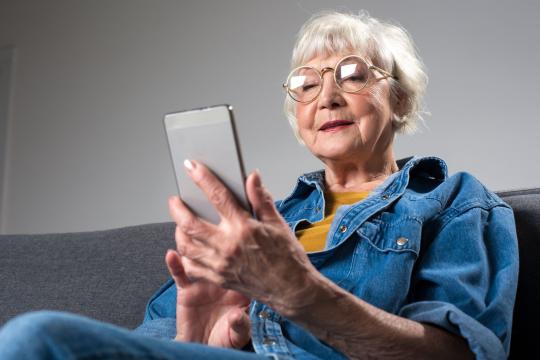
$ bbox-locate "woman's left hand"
[168,160,316,312]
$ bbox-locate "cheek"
[363,86,393,118]
[295,103,316,129]
[345,92,379,116]
[349,92,393,132]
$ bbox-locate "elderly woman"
[0,11,518,360]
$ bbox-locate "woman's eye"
[301,83,319,92]
[343,75,367,83]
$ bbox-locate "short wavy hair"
[284,10,428,142]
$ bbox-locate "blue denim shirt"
[141,156,519,360]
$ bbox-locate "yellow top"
[295,191,370,252]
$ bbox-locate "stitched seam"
[436,203,511,233]
[357,228,421,255]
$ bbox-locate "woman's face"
[295,53,397,164]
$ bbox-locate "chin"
[317,148,355,161]
[324,142,359,155]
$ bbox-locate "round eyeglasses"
[282,55,398,103]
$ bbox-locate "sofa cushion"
[0,222,175,329]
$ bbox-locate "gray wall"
[0,0,538,234]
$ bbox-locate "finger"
[182,257,225,286]
[179,244,220,276]
[184,159,245,221]
[175,226,215,263]
[227,308,251,349]
[245,170,283,223]
[165,249,191,287]
[169,196,214,242]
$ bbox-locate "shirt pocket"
[357,212,423,256]
[348,213,424,312]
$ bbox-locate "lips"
[319,120,354,131]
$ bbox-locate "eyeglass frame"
[282,55,399,103]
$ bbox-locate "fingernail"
[253,169,262,188]
[184,159,195,171]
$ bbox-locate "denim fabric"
[134,317,177,340]
[143,156,519,360]
[0,311,268,360]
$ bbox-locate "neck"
[323,149,398,193]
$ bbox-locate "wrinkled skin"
[166,162,316,349]
[165,249,251,348]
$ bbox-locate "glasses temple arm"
[370,65,398,80]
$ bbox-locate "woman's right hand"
[165,245,251,349]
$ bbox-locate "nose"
[317,70,346,110]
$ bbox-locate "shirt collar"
[283,156,448,203]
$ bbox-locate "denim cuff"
[399,301,506,360]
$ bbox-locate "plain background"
[0,0,538,234]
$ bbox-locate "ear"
[391,85,408,118]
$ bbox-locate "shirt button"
[382,194,389,200]
[339,224,347,233]
[316,206,321,212]
[262,337,277,346]
[396,237,408,246]
[258,310,270,319]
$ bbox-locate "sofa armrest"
[496,189,540,359]
[0,222,175,329]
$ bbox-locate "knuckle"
[182,259,199,278]
[177,242,189,256]
[177,236,195,256]
[237,220,258,240]
[179,215,199,235]
[215,259,229,275]
[260,187,274,207]
[263,193,274,207]
[209,186,229,208]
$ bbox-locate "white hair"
[284,10,428,142]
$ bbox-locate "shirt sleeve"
[399,205,519,360]
[142,278,177,322]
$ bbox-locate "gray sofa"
[1,189,538,359]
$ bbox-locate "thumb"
[227,308,251,349]
[165,249,191,288]
[246,170,281,223]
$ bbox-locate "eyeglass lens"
[287,56,370,102]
